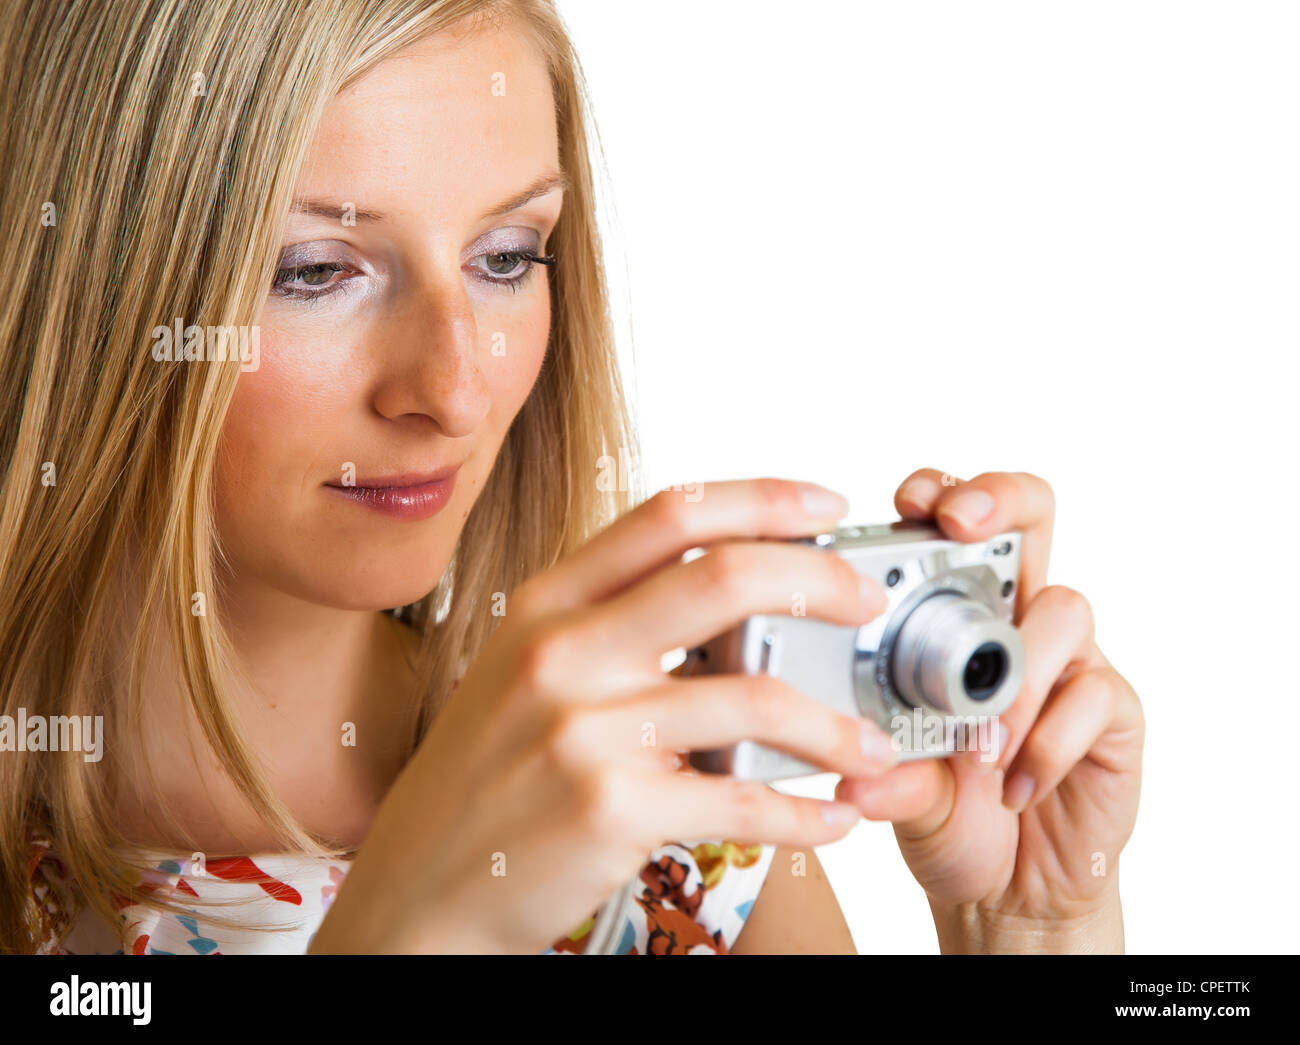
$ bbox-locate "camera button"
[759,633,781,675]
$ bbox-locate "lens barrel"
[889,592,1023,717]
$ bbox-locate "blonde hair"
[0,0,639,953]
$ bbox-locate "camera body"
[686,520,1025,782]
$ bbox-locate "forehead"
[296,18,559,218]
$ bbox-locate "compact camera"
[686,520,1025,782]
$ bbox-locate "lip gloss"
[324,468,458,521]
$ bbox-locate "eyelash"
[468,250,557,294]
[270,251,558,302]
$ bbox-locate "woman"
[0,0,1143,955]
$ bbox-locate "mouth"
[323,465,460,521]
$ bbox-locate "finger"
[512,478,851,617]
[932,471,1055,621]
[896,469,1056,622]
[1000,664,1132,813]
[641,769,864,849]
[995,584,1104,772]
[834,760,954,839]
[594,674,898,777]
[571,538,889,666]
[895,467,964,519]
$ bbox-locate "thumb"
[835,759,954,840]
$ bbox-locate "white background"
[556,0,1297,954]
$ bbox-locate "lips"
[324,466,460,521]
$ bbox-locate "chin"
[303,567,447,613]
[232,554,447,614]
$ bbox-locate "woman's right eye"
[271,261,351,300]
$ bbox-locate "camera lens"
[963,641,1006,700]
[888,591,1024,717]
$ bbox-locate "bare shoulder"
[730,844,857,955]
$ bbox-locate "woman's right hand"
[309,478,898,954]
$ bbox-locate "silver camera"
[686,520,1024,782]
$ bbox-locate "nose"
[370,272,491,438]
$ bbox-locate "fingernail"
[859,574,888,616]
[799,483,849,518]
[860,721,897,766]
[820,801,860,827]
[1002,771,1036,812]
[939,489,995,528]
[899,476,941,507]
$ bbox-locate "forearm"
[308,903,499,954]
[307,867,502,955]
[928,881,1125,954]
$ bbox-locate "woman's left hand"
[835,469,1145,952]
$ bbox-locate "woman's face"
[214,19,561,610]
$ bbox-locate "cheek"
[214,329,359,520]
[483,296,550,419]
[211,284,550,601]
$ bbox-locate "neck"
[220,578,400,722]
[111,554,419,854]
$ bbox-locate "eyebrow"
[288,169,569,224]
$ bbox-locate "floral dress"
[29,838,775,955]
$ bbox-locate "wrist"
[929,881,1124,954]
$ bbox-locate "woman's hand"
[835,469,1144,953]
[310,478,899,954]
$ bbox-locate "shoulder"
[730,845,856,955]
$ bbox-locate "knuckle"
[999,470,1056,517]
[754,476,797,516]
[542,707,595,777]
[577,766,631,835]
[1022,471,1056,510]
[699,543,752,603]
[1084,663,1118,690]
[1110,665,1143,727]
[507,578,542,620]
[1089,665,1131,718]
[723,777,767,837]
[1040,585,1094,634]
[649,487,695,543]
[513,623,571,691]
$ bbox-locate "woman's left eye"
[468,249,556,291]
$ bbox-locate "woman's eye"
[271,261,349,299]
[269,248,556,301]
[491,252,527,275]
[469,249,556,290]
